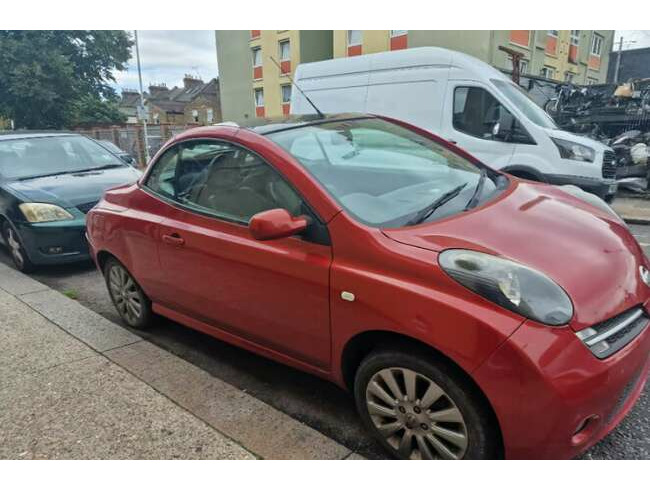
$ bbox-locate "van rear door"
[441,81,515,168]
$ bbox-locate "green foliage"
[0,31,132,129]
[62,289,79,300]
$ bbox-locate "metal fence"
[75,124,199,167]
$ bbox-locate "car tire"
[104,257,152,329]
[1,221,35,273]
[354,349,499,460]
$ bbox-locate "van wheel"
[1,221,35,273]
[104,257,152,329]
[354,349,499,460]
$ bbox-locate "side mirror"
[249,208,308,241]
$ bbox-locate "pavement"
[613,195,650,225]
[0,262,357,460]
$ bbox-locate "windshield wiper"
[464,169,488,211]
[406,183,468,226]
[18,170,78,181]
[73,163,125,173]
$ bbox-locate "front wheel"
[1,221,35,273]
[104,257,152,329]
[354,349,499,460]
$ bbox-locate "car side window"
[162,140,305,224]
[453,86,514,140]
[145,147,179,198]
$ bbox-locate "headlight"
[439,249,573,326]
[19,203,75,223]
[551,138,595,162]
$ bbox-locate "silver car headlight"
[439,249,573,326]
[551,137,595,163]
[19,203,75,223]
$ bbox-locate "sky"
[112,30,650,94]
[113,30,217,93]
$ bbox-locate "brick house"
[146,76,221,125]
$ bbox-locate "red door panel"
[157,206,332,368]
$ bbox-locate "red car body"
[87,115,649,459]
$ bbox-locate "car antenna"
[269,56,325,119]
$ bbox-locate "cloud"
[113,30,218,93]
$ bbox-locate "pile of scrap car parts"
[544,78,650,192]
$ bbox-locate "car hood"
[5,166,142,208]
[383,181,649,330]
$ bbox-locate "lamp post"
[134,30,150,163]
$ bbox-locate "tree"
[0,31,132,129]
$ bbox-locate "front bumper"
[474,308,650,459]
[545,173,617,200]
[16,219,90,265]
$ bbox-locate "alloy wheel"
[5,227,25,269]
[108,264,143,325]
[365,367,468,460]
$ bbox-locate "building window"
[540,67,555,79]
[191,109,199,123]
[279,40,290,61]
[281,85,292,104]
[547,30,559,37]
[252,47,262,67]
[153,113,160,124]
[206,108,214,123]
[254,88,264,107]
[564,72,575,83]
[591,34,603,56]
[347,30,362,46]
[570,30,580,46]
[390,30,407,37]
[587,77,599,85]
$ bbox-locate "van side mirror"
[249,208,308,241]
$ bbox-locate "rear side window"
[453,87,511,140]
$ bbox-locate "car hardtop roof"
[213,112,377,135]
[0,130,79,142]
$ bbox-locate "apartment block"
[215,30,614,120]
[216,30,332,120]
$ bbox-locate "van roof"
[294,46,511,84]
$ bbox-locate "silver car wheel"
[366,367,468,460]
[6,227,25,269]
[108,264,142,325]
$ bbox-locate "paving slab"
[0,289,95,382]
[0,262,49,296]
[19,288,141,352]
[106,340,352,460]
[0,356,254,459]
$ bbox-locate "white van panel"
[366,80,441,131]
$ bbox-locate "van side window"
[453,87,513,140]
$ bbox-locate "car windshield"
[97,140,123,153]
[0,135,125,180]
[491,79,557,129]
[268,118,498,227]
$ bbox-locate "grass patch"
[62,289,79,300]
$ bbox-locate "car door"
[442,82,516,169]
[152,139,333,369]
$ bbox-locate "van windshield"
[268,118,500,228]
[491,79,557,129]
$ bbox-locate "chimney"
[148,83,169,98]
[183,74,203,90]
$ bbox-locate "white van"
[291,47,617,201]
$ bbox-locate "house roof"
[145,78,218,113]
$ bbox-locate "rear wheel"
[1,221,35,273]
[104,257,152,329]
[354,349,499,460]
